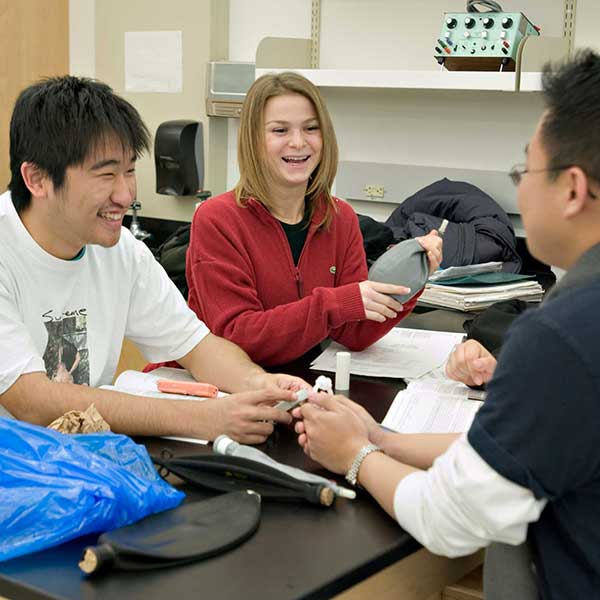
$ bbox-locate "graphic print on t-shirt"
[42,309,90,385]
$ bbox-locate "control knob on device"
[502,17,513,28]
[446,17,457,29]
[483,17,494,29]
[464,17,476,29]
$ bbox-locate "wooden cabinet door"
[0,0,69,188]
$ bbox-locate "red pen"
[157,379,219,398]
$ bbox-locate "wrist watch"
[345,443,382,487]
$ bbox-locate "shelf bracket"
[563,0,577,56]
[311,0,321,68]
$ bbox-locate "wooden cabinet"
[0,0,68,187]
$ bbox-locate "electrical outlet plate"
[364,185,385,198]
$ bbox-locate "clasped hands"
[292,392,383,475]
[205,371,310,445]
[291,337,497,474]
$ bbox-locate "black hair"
[541,49,600,182]
[8,76,150,213]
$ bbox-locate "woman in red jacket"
[186,72,442,366]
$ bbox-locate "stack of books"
[418,262,544,312]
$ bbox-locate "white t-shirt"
[0,191,209,393]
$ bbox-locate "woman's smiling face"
[263,93,323,193]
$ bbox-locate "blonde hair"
[235,72,338,228]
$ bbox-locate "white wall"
[69,0,228,221]
[68,1,600,218]
[319,0,563,69]
[226,1,562,214]
[228,0,311,61]
[227,0,312,189]
[574,0,600,53]
[69,0,95,77]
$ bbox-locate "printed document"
[381,379,483,433]
[311,327,465,379]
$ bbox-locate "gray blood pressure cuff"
[368,238,429,303]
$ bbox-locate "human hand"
[293,393,370,475]
[203,389,292,444]
[245,371,311,393]
[293,392,385,447]
[416,230,443,275]
[445,340,497,386]
[358,280,409,322]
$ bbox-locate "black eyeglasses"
[508,164,597,199]
[508,164,573,186]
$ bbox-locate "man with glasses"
[294,50,600,599]
[448,114,598,388]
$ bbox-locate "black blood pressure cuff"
[152,453,335,507]
[79,491,261,575]
[368,238,430,303]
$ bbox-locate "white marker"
[335,351,351,391]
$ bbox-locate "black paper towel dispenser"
[155,120,204,196]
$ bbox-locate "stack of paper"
[310,327,465,379]
[420,261,544,311]
[418,279,544,312]
[381,379,483,434]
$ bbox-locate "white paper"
[426,280,542,295]
[310,328,465,379]
[419,280,544,311]
[115,367,196,393]
[404,363,448,383]
[107,367,227,402]
[381,379,482,433]
[102,367,228,445]
[125,31,182,93]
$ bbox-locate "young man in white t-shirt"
[0,75,306,444]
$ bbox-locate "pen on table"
[467,389,487,401]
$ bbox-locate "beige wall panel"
[0,0,69,189]
[574,0,600,53]
[95,0,228,222]
[319,1,564,70]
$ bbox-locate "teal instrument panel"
[434,12,539,71]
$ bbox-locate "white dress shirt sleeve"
[393,434,547,557]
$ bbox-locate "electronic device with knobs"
[434,11,539,71]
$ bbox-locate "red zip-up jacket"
[186,191,420,366]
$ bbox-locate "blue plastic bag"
[0,417,184,562]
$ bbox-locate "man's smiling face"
[43,137,137,257]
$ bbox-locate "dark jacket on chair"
[385,178,521,272]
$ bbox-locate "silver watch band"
[345,443,382,487]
